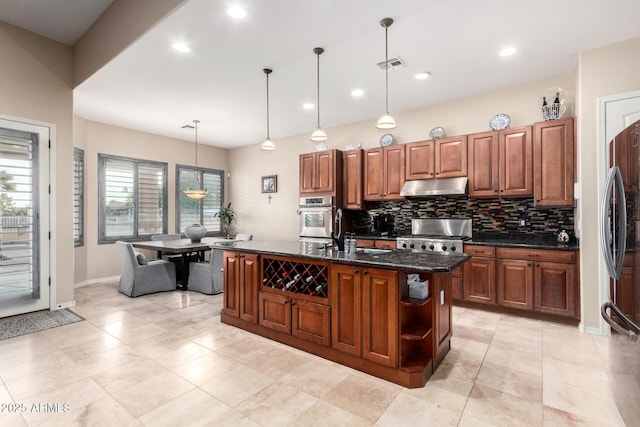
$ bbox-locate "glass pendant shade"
[261,68,275,151]
[261,137,275,151]
[182,189,208,199]
[310,127,327,142]
[182,119,208,199]
[376,114,397,129]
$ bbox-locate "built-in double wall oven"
[297,196,333,247]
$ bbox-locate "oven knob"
[421,244,426,250]
[402,243,407,248]
[409,243,415,249]
[429,244,435,250]
[451,246,457,252]
[442,245,447,251]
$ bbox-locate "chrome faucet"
[332,208,345,251]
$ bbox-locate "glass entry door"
[0,119,49,317]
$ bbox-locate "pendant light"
[182,119,208,200]
[310,47,327,142]
[260,68,276,151]
[376,17,397,130]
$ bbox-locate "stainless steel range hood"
[400,177,468,197]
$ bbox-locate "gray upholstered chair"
[188,250,224,295]
[116,241,176,297]
[235,233,253,241]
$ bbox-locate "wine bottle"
[541,96,549,120]
[553,92,560,105]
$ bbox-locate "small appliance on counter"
[371,213,394,236]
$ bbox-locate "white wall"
[0,21,74,305]
[577,36,640,332]
[228,75,576,242]
[73,117,229,283]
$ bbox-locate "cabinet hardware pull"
[528,263,531,267]
[354,269,359,274]
[363,271,368,275]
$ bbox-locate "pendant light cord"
[384,25,389,114]
[266,71,270,138]
[316,51,321,128]
[193,119,199,171]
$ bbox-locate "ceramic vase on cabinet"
[185,223,206,243]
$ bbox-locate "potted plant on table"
[215,202,236,239]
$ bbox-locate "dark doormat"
[0,309,85,340]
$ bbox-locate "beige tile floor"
[0,282,636,426]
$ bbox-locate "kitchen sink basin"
[355,248,392,254]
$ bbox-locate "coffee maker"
[372,213,393,236]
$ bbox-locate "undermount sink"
[355,248,392,254]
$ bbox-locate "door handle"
[601,302,639,341]
[600,167,626,279]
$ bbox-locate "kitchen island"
[214,240,469,388]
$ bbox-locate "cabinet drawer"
[496,247,575,263]
[375,240,397,249]
[464,245,495,257]
[357,239,376,248]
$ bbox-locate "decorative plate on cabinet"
[489,114,510,130]
[380,133,394,147]
[429,127,445,139]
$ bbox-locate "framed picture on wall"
[261,175,277,193]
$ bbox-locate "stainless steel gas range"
[396,218,472,254]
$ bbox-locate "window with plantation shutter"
[73,148,84,246]
[98,154,167,243]
[176,166,224,235]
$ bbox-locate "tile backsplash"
[352,196,575,236]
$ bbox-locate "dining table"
[132,237,237,290]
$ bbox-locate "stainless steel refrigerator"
[600,119,640,425]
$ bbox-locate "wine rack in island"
[259,256,331,347]
[262,257,329,298]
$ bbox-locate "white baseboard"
[75,276,120,288]
[579,322,609,337]
[53,301,76,310]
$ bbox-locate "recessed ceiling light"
[499,47,517,57]
[303,103,315,110]
[227,6,247,19]
[414,72,431,80]
[171,42,190,53]
[351,89,364,97]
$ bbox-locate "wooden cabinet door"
[500,126,533,197]
[434,273,452,354]
[384,145,405,200]
[259,292,291,334]
[405,140,435,180]
[239,253,259,323]
[496,259,533,310]
[451,265,463,300]
[222,252,240,317]
[315,150,335,193]
[463,256,496,304]
[435,135,467,178]
[292,299,331,347]
[534,118,575,206]
[364,148,384,201]
[331,264,362,356]
[299,153,316,194]
[362,268,398,368]
[534,261,575,317]
[343,149,363,209]
[468,131,499,197]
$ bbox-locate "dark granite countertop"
[468,232,579,251]
[210,240,469,273]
